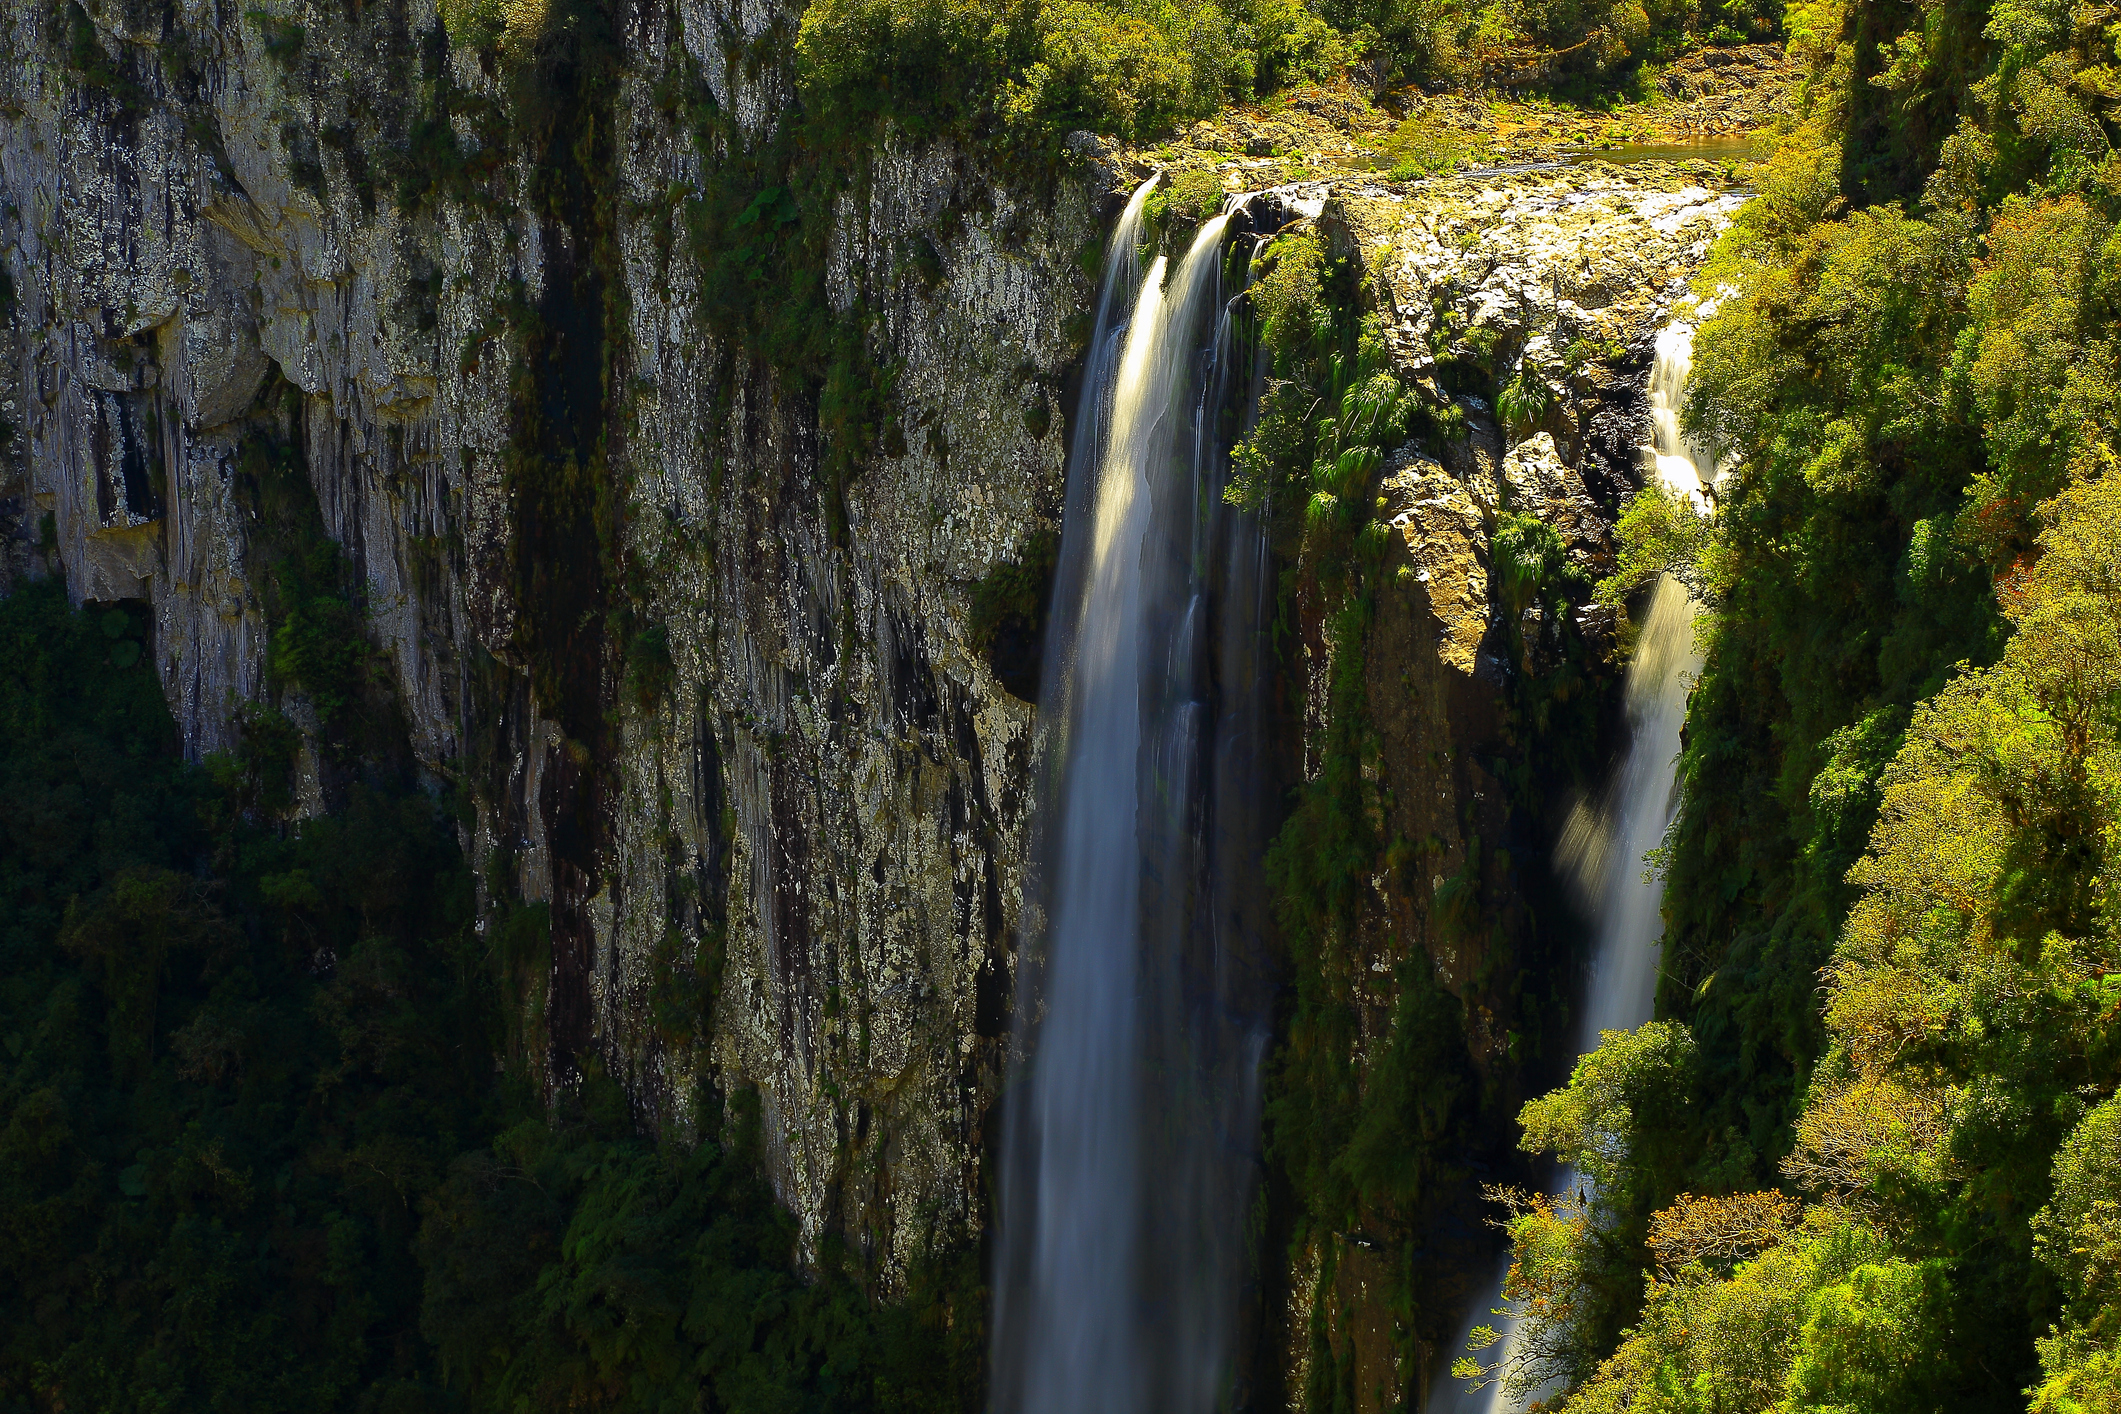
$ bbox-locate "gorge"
[9,0,2121,1407]
[0,10,1794,1393]
[1435,317,1713,1413]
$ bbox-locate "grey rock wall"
[0,0,1107,1283]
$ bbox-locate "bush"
[796,0,1274,147]
[1003,0,1198,141]
[1249,0,1352,88]
[1143,162,1227,242]
[1496,363,1555,432]
[440,0,506,50]
[795,0,1012,138]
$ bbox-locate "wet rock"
[1345,167,1748,376]
[0,2,1756,1312]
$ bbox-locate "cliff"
[0,0,1756,1383]
[0,0,1115,1284]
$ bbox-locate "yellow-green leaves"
[1595,480,1713,608]
[2032,1096,2121,1410]
[1566,1211,1938,1414]
[1646,1189,1800,1278]
[439,0,507,51]
[1518,1021,1697,1196]
[1248,231,1326,359]
[1958,196,2117,519]
[1142,162,1226,242]
[1003,0,1196,140]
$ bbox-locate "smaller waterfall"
[1554,576,1699,1041]
[1643,317,1720,511]
[1432,325,1708,1411]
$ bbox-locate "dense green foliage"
[794,0,1778,120]
[0,578,486,1408]
[1492,451,2121,1412]
[1471,0,2121,1401]
[0,581,980,1412]
[1237,213,1610,1405]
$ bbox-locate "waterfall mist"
[1430,324,1709,1412]
[989,183,1275,1414]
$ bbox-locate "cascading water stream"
[1643,319,1721,513]
[1430,324,1713,1413]
[990,182,1274,1414]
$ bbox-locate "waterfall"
[990,181,1274,1414]
[1431,326,1708,1412]
[1643,316,1721,510]
[1555,578,1700,1037]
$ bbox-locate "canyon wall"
[0,0,1116,1283]
[0,0,1749,1390]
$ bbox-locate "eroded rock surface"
[0,0,1116,1282]
[1253,164,1741,1407]
[1345,167,1745,388]
[1380,448,1487,675]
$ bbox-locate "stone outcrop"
[1344,166,1743,400]
[1256,165,1741,1409]
[1380,448,1487,676]
[1657,43,1798,133]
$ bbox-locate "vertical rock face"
[1336,165,1743,1033]
[0,0,1108,1279]
[1257,167,1744,1406]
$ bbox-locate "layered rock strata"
[0,0,1104,1280]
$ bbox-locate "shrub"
[1382,116,1496,177]
[795,0,1010,138]
[1249,0,1352,88]
[440,0,506,50]
[1496,363,1555,432]
[1248,231,1326,356]
[1144,162,1227,243]
[1002,0,1197,141]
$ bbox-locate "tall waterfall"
[1431,324,1711,1412]
[990,180,1274,1414]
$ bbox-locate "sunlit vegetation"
[1493,462,2121,1409]
[1229,229,1482,1410]
[790,0,1783,158]
[1239,185,1611,1399]
[1478,0,2121,1398]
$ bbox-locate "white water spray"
[1430,326,1708,1412]
[991,184,1274,1414]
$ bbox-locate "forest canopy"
[788,0,1779,146]
[0,580,981,1412]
